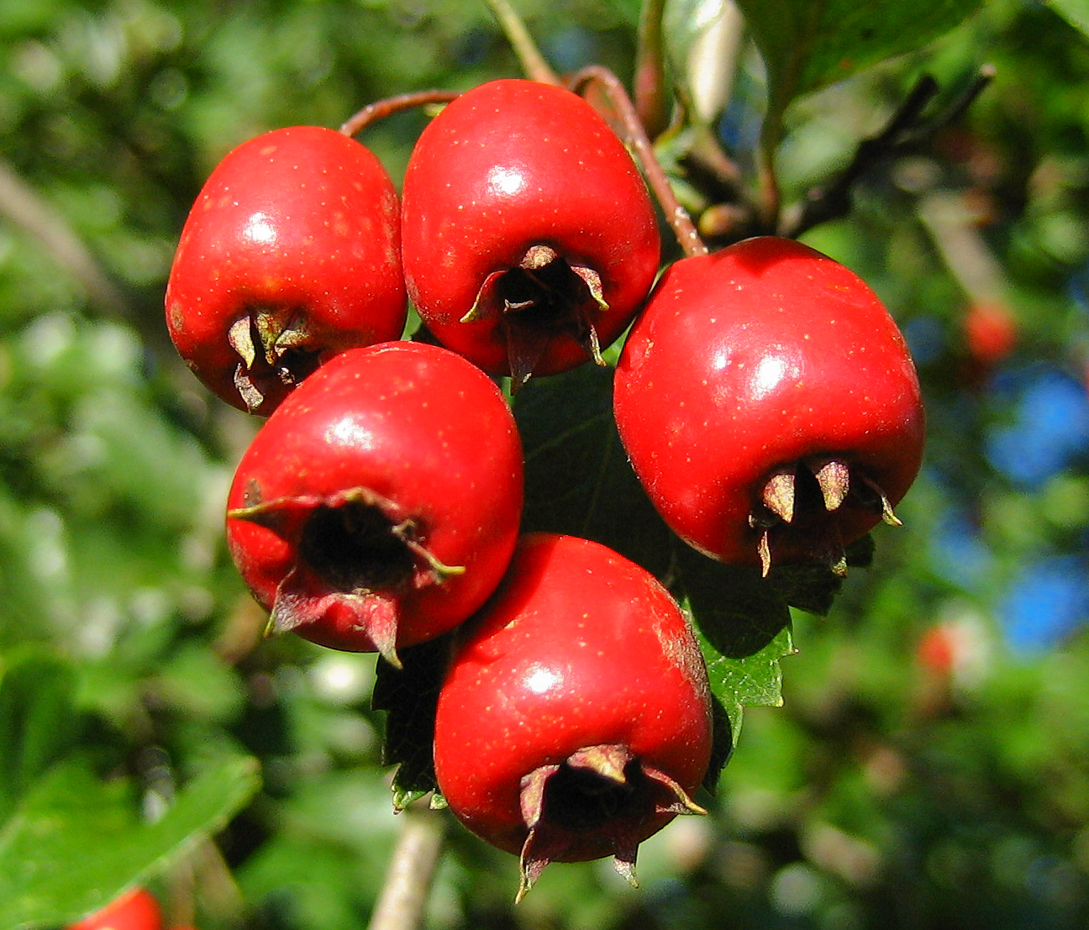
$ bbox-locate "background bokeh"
[3,1,1089,928]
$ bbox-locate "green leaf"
[733,0,984,148]
[663,0,745,125]
[0,755,261,929]
[675,545,795,788]
[372,635,453,811]
[675,533,873,786]
[514,364,674,579]
[1047,0,1089,39]
[151,642,248,723]
[0,649,80,826]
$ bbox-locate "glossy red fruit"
[400,78,661,386]
[614,236,925,574]
[166,126,406,416]
[225,341,523,664]
[434,532,712,900]
[68,887,162,930]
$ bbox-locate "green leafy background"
[3,0,1089,927]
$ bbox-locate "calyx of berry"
[750,456,902,577]
[228,483,464,666]
[226,309,326,412]
[515,743,706,902]
[462,244,609,387]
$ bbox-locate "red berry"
[964,299,1017,367]
[225,341,523,663]
[68,888,162,930]
[434,532,712,899]
[400,78,661,385]
[166,126,406,415]
[917,624,958,675]
[614,236,925,573]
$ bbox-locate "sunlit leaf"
[733,0,984,148]
[676,545,795,786]
[0,756,260,929]
[663,0,745,124]
[1047,0,1089,39]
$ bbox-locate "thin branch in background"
[482,0,561,85]
[918,190,1008,305]
[341,90,462,137]
[367,805,447,930]
[781,65,996,238]
[634,0,669,140]
[164,840,246,930]
[0,156,133,320]
[568,64,708,258]
[901,63,997,146]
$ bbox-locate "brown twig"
[367,805,447,930]
[568,65,708,258]
[756,143,782,235]
[341,90,461,137]
[0,156,132,319]
[781,65,996,238]
[918,190,1007,306]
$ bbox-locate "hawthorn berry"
[400,78,661,385]
[964,299,1018,374]
[225,341,523,664]
[165,126,406,415]
[67,887,162,930]
[433,532,712,899]
[614,236,925,574]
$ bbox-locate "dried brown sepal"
[749,456,906,574]
[612,853,640,889]
[812,457,851,512]
[228,317,264,410]
[228,316,258,369]
[505,323,555,391]
[461,244,612,388]
[642,764,708,817]
[872,481,903,526]
[761,466,797,524]
[566,744,631,784]
[233,366,265,412]
[267,583,403,667]
[804,518,849,578]
[758,529,773,578]
[519,764,561,832]
[228,485,463,667]
[226,309,321,412]
[571,264,609,312]
[514,744,705,903]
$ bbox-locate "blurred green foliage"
[4,0,1089,928]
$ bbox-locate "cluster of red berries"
[165,77,924,896]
